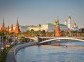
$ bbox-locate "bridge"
[27,36,84,42]
[40,37,84,44]
[15,37,84,62]
[7,36,84,62]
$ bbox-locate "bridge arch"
[40,37,84,44]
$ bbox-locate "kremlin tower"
[14,19,20,35]
[54,19,61,37]
[1,19,6,33]
[9,24,14,33]
[0,18,20,36]
[8,18,21,36]
[7,26,9,33]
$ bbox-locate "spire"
[16,18,19,26]
[7,26,9,31]
[69,16,71,19]
[14,18,20,35]
[55,18,59,26]
[11,24,13,31]
[1,18,6,32]
[2,18,5,27]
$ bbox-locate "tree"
[31,29,35,37]
[38,24,41,36]
[39,24,41,30]
[42,30,46,36]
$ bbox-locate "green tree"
[42,30,46,36]
[31,29,35,37]
[39,24,41,36]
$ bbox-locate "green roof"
[48,23,67,26]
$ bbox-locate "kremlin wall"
[0,16,79,37]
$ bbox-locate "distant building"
[28,25,48,31]
[0,24,2,30]
[64,20,68,27]
[78,28,84,32]
[27,20,68,32]
[19,25,28,32]
[71,21,78,31]
[0,19,21,35]
[0,19,6,32]
[40,25,48,31]
[54,19,61,37]
[64,16,78,30]
[67,16,71,29]
[8,19,20,34]
[48,23,68,32]
[48,19,68,32]
[28,25,40,31]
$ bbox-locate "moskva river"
[16,40,84,62]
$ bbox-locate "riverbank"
[6,42,37,62]
[0,47,12,62]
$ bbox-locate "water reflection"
[43,39,84,46]
[16,45,84,62]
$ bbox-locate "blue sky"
[0,0,84,28]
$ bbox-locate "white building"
[64,20,68,26]
[27,23,68,32]
[20,19,69,32]
[28,25,48,32]
[41,25,48,31]
[67,16,71,29]
[64,16,78,30]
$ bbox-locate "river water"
[16,40,84,62]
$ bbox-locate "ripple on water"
[16,45,84,62]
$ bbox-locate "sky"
[0,0,84,28]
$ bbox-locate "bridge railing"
[25,36,84,43]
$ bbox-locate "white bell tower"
[68,16,71,29]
